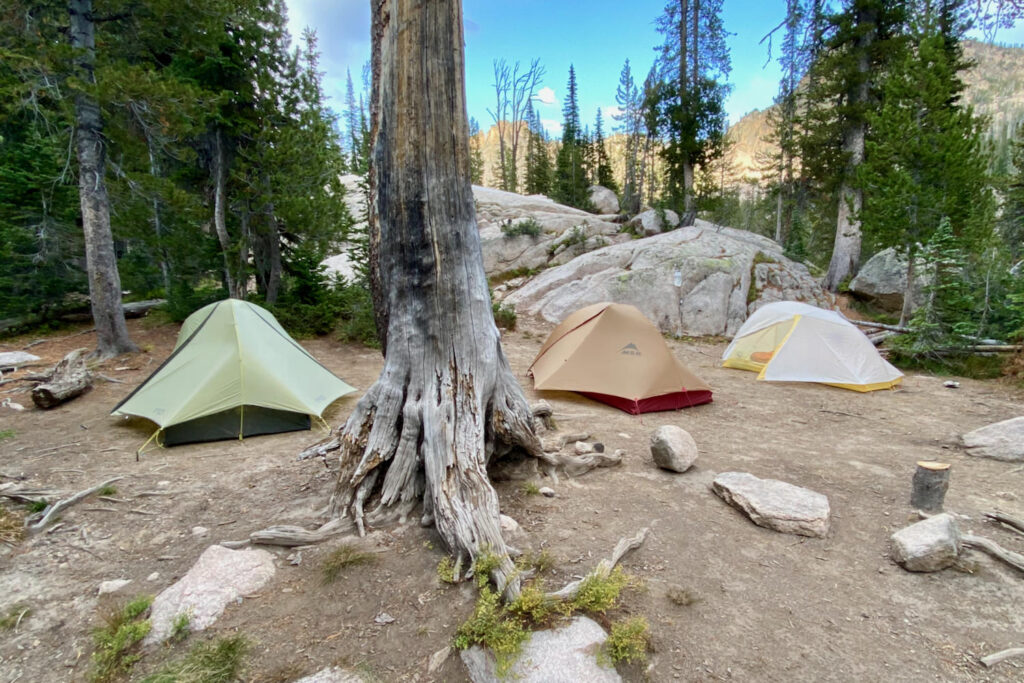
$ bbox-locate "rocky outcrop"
[474,186,627,278]
[847,247,928,313]
[588,185,620,214]
[320,174,368,283]
[626,208,679,236]
[962,416,1024,462]
[505,220,832,338]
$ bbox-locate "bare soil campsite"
[2,315,1023,682]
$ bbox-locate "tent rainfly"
[528,302,713,414]
[721,301,903,392]
[112,299,356,446]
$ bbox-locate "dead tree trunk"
[212,129,242,299]
[910,461,950,512]
[69,0,137,358]
[328,0,542,599]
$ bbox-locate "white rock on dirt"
[505,220,832,338]
[539,486,556,498]
[962,416,1024,462]
[0,351,41,370]
[145,544,276,645]
[97,579,132,596]
[461,616,620,683]
[890,513,961,572]
[588,185,620,214]
[650,425,698,473]
[292,667,366,683]
[712,472,831,538]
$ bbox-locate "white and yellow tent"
[721,301,902,392]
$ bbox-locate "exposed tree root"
[547,528,650,601]
[24,476,123,535]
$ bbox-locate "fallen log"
[122,299,165,318]
[850,320,910,333]
[962,533,1024,574]
[31,349,93,409]
[249,517,354,546]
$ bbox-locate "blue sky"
[286,1,1024,137]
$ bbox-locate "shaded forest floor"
[1,315,1023,682]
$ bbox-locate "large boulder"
[848,247,928,313]
[712,472,831,538]
[626,209,680,237]
[588,185,620,214]
[320,174,368,282]
[962,416,1024,462]
[505,220,832,337]
[650,425,698,473]
[461,616,620,683]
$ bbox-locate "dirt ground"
[1,314,1023,682]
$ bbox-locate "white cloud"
[534,87,556,106]
[602,105,624,120]
[541,118,563,137]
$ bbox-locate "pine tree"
[552,66,592,209]
[1001,121,1024,260]
[613,59,645,214]
[593,108,618,192]
[469,117,485,185]
[523,101,552,195]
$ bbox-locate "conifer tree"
[613,59,645,214]
[552,66,592,209]
[468,117,485,185]
[593,108,618,192]
[524,101,552,195]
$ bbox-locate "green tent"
[112,299,356,446]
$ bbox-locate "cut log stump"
[910,461,950,512]
[31,349,93,409]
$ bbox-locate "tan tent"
[528,302,712,414]
[112,299,355,446]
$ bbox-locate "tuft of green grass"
[88,595,153,683]
[454,586,529,678]
[0,428,14,441]
[520,482,541,496]
[501,218,543,239]
[665,585,699,607]
[169,612,191,643]
[437,556,457,584]
[0,604,30,630]
[140,635,247,683]
[97,485,118,497]
[602,616,650,665]
[492,300,517,331]
[515,549,555,575]
[321,544,376,584]
[27,500,48,514]
[570,567,632,614]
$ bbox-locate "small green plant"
[97,485,118,497]
[321,544,376,584]
[89,595,153,683]
[507,583,558,624]
[570,567,632,614]
[501,218,543,239]
[0,428,14,441]
[472,549,503,589]
[0,605,30,630]
[28,499,48,514]
[665,585,698,607]
[562,225,588,249]
[169,612,191,643]
[454,586,529,678]
[437,556,457,584]
[520,481,541,496]
[492,300,517,331]
[140,635,248,683]
[602,616,650,665]
[516,549,555,575]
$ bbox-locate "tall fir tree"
[613,59,645,214]
[468,117,485,186]
[552,66,591,209]
[592,108,618,193]
[523,100,552,195]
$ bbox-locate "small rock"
[499,514,521,535]
[943,380,960,389]
[191,526,209,537]
[428,646,451,673]
[574,441,595,455]
[1,399,25,411]
[891,513,961,572]
[712,472,831,537]
[97,579,132,596]
[593,443,605,453]
[650,425,698,473]
[147,572,160,582]
[0,351,41,370]
[288,551,303,566]
[374,612,395,625]
[539,487,555,498]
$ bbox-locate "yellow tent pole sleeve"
[136,428,163,461]
[757,314,801,380]
[315,415,332,433]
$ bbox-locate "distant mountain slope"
[723,39,1024,183]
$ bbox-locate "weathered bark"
[910,461,950,512]
[212,129,243,299]
[328,0,542,599]
[31,349,93,409]
[69,0,137,358]
[823,5,875,292]
[899,247,916,327]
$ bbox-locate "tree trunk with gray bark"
[328,0,542,599]
[69,0,137,358]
